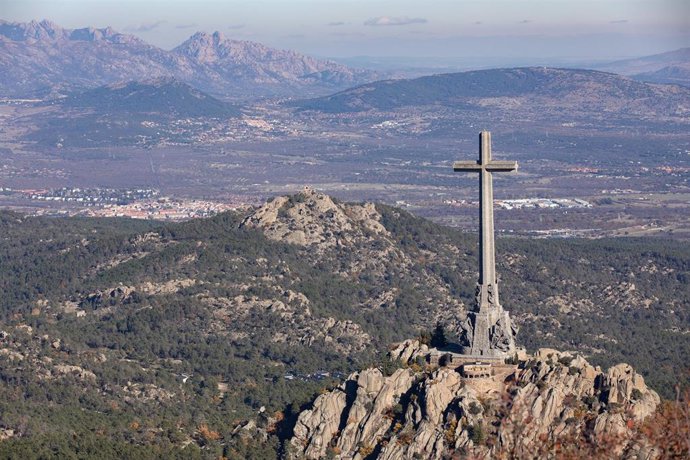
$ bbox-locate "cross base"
[460,300,518,358]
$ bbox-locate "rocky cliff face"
[289,341,660,459]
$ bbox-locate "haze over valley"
[1,19,689,238]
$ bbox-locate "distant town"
[0,187,250,221]
[0,185,601,223]
[443,198,593,210]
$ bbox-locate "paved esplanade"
[454,131,518,357]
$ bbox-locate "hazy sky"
[2,0,689,61]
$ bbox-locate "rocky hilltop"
[289,341,660,459]
[0,19,376,98]
[241,186,389,249]
[239,187,464,326]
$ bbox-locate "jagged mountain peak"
[174,30,313,65]
[172,30,376,86]
[67,25,125,43]
[0,18,64,41]
[0,19,135,44]
[174,30,235,63]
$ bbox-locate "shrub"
[392,403,404,417]
[558,356,574,366]
[467,423,485,445]
[418,330,432,345]
[357,443,374,456]
[430,324,447,348]
[468,402,483,415]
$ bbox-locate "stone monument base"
[425,345,529,368]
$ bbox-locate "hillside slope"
[0,190,688,456]
[63,78,239,117]
[25,78,240,147]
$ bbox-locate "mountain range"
[0,19,377,99]
[12,64,689,152]
[4,19,688,105]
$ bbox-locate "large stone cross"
[453,131,518,356]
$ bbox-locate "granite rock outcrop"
[289,341,660,459]
[240,186,389,250]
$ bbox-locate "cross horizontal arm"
[485,161,518,172]
[453,161,482,171]
[453,160,518,172]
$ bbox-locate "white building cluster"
[495,198,592,210]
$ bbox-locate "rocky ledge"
[288,340,660,459]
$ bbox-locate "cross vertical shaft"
[479,132,495,287]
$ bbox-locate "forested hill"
[63,79,240,118]
[0,191,687,457]
[295,67,690,114]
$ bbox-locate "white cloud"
[364,16,427,27]
[125,21,166,33]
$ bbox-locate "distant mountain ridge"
[595,48,690,87]
[0,19,139,43]
[296,67,690,117]
[173,31,374,90]
[0,19,377,99]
